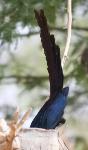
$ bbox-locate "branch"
[0,75,48,85]
[61,0,72,68]
[16,108,32,132]
[16,31,40,37]
[0,75,48,80]
[0,108,32,150]
[50,26,88,32]
[15,26,88,38]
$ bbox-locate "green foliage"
[0,0,87,42]
[0,0,58,42]
[75,137,88,150]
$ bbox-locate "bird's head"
[62,86,69,97]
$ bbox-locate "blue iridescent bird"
[43,87,69,129]
[30,10,69,129]
[31,87,69,129]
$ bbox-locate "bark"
[19,128,68,150]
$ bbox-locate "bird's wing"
[46,93,67,129]
[34,10,64,99]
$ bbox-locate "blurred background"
[0,0,88,149]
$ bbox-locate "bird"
[30,10,69,129]
[30,87,69,129]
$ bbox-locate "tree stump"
[19,128,68,150]
[0,112,69,150]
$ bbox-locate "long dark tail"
[34,10,64,99]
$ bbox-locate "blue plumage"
[30,87,69,129]
[45,87,69,129]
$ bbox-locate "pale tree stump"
[0,111,69,150]
[19,128,69,150]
